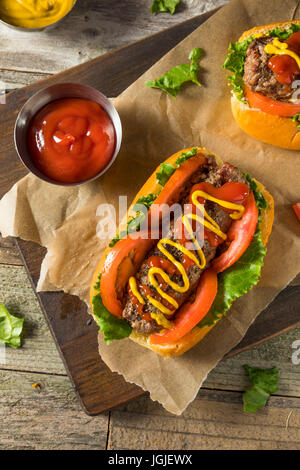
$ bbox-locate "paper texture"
[1,0,300,414]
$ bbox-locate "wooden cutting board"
[1,9,299,415]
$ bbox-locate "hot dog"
[90,148,274,357]
[224,20,300,150]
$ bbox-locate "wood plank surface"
[0,0,300,450]
[0,370,108,450]
[1,257,300,449]
[107,391,300,450]
[0,1,227,77]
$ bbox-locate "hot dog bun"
[90,148,274,357]
[230,21,300,150]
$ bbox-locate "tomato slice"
[212,191,258,273]
[100,235,154,318]
[293,203,300,222]
[150,154,207,225]
[244,85,300,117]
[150,268,218,345]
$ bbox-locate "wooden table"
[0,0,300,450]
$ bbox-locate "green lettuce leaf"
[156,147,198,187]
[156,162,176,186]
[269,23,300,39]
[223,37,254,101]
[244,173,268,212]
[198,175,267,327]
[92,293,132,344]
[223,23,300,101]
[0,304,24,349]
[291,113,300,129]
[198,227,266,327]
[146,48,203,97]
[243,365,279,412]
[150,0,180,15]
[175,147,198,166]
[133,193,159,211]
[109,193,159,248]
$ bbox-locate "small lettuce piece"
[223,37,254,101]
[156,162,176,186]
[146,48,203,97]
[156,147,198,187]
[92,293,132,344]
[269,23,300,39]
[175,147,198,166]
[109,193,159,248]
[127,212,146,233]
[109,214,145,248]
[268,27,291,39]
[0,304,24,349]
[150,0,180,15]
[291,113,300,130]
[243,365,279,412]
[93,273,101,291]
[198,227,266,327]
[244,173,268,211]
[133,193,159,211]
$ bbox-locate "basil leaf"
[0,304,24,349]
[150,0,180,15]
[146,48,203,97]
[243,365,279,412]
[92,293,132,344]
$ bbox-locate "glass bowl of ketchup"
[14,83,122,186]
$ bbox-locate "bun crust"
[90,148,274,357]
[232,21,300,150]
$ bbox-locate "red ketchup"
[28,98,116,184]
[268,31,300,85]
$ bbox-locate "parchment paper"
[1,0,300,415]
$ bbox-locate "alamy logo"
[291,80,300,103]
[291,340,300,365]
[95,197,205,250]
[0,342,6,365]
[0,80,7,105]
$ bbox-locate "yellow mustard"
[264,38,300,69]
[129,190,245,325]
[0,0,74,29]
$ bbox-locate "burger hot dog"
[90,148,274,357]
[224,20,300,149]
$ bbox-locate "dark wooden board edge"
[15,238,145,416]
[2,7,299,414]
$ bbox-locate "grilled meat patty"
[243,36,299,101]
[122,162,249,334]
